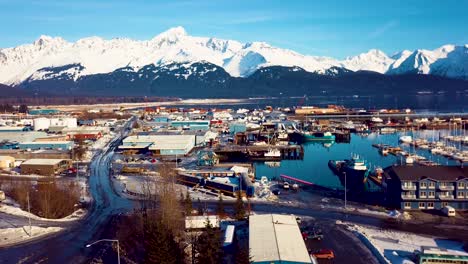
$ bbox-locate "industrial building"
[20,158,72,176]
[249,214,312,264]
[0,156,15,169]
[171,120,210,130]
[18,141,74,151]
[120,135,195,155]
[33,117,77,131]
[383,165,468,210]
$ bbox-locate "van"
[441,206,456,217]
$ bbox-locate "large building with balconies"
[383,165,468,210]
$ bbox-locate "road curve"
[0,118,135,264]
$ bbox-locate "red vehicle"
[312,249,335,260]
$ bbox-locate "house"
[383,165,468,210]
[0,156,15,169]
[20,159,72,176]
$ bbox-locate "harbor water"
[255,130,466,190]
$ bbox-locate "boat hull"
[328,160,368,192]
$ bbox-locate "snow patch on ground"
[0,226,62,246]
[340,222,468,264]
[0,199,86,222]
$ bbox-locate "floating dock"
[214,144,304,162]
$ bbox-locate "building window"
[404,202,411,209]
[420,191,427,198]
[457,192,465,198]
[427,202,434,209]
[458,182,465,188]
[418,202,425,209]
[428,191,435,198]
[428,182,435,188]
[420,182,427,188]
[442,202,448,207]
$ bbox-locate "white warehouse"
[33,117,77,131]
[121,135,195,156]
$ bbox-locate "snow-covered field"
[0,226,62,246]
[340,221,468,264]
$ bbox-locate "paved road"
[0,118,135,264]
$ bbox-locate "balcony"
[427,184,436,189]
[438,185,455,191]
[437,193,454,200]
[457,185,466,190]
[401,194,417,199]
[401,185,417,191]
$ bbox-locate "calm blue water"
[255,130,465,190]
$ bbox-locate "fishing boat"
[264,148,281,160]
[399,135,412,144]
[302,131,335,142]
[328,155,370,192]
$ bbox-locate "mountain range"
[0,26,467,98]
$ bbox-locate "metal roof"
[21,159,69,165]
[385,165,468,181]
[249,214,312,263]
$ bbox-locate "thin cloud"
[368,20,398,39]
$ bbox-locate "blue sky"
[1,0,467,58]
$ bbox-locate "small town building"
[18,141,74,151]
[0,156,15,169]
[120,135,195,155]
[171,120,210,131]
[249,214,312,264]
[185,215,219,230]
[417,246,468,264]
[20,158,72,176]
[383,165,468,210]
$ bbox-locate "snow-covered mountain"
[0,26,467,86]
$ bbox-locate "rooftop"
[384,165,468,182]
[249,214,312,263]
[21,159,69,165]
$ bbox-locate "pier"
[214,144,304,162]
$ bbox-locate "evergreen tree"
[144,217,185,264]
[234,191,246,220]
[18,104,28,114]
[197,198,204,215]
[216,193,225,217]
[235,242,252,264]
[195,221,223,264]
[185,190,193,215]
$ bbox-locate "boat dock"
[214,144,304,161]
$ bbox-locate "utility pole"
[27,191,32,237]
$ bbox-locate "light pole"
[344,172,347,210]
[86,239,120,264]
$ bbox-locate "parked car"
[312,249,335,260]
[441,206,456,217]
[302,230,324,241]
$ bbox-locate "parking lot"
[299,217,378,264]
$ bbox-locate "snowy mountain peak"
[1,28,468,85]
[33,35,65,46]
[152,26,187,43]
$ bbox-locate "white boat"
[371,117,383,123]
[264,149,281,158]
[405,156,414,164]
[399,136,412,143]
[283,182,290,189]
[431,147,444,154]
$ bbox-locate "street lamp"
[86,239,120,264]
[344,172,347,210]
